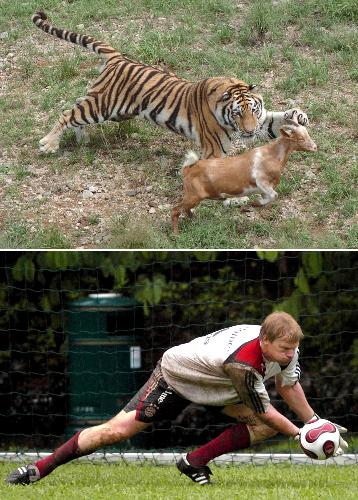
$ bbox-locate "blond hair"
[260,312,303,343]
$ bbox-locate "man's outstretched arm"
[256,403,299,437]
[276,379,315,423]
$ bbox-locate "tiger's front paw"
[39,135,60,154]
[284,108,309,126]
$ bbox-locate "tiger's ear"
[222,91,231,101]
[248,84,257,91]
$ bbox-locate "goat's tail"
[183,150,199,167]
[182,150,199,175]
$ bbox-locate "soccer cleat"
[5,464,40,485]
[176,455,212,485]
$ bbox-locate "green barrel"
[66,293,145,447]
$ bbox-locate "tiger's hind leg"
[39,95,104,153]
[73,97,91,145]
[75,126,91,145]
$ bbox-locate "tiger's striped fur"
[31,11,267,158]
[32,12,309,158]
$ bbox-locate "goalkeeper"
[6,312,348,486]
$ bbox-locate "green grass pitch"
[1,463,357,499]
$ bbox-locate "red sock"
[187,423,250,467]
[35,431,85,478]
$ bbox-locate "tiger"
[32,11,309,159]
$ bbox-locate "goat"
[172,121,317,234]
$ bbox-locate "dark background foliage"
[0,251,357,450]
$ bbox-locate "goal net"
[0,251,356,465]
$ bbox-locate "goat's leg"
[240,183,277,212]
[183,195,203,218]
[172,195,203,234]
[172,205,182,235]
[172,200,193,234]
[185,207,194,218]
[180,178,204,219]
[252,183,278,207]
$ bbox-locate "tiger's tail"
[32,11,118,60]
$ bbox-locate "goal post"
[0,451,356,466]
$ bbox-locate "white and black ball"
[299,419,340,460]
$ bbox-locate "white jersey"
[161,324,300,413]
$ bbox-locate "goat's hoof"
[240,206,254,213]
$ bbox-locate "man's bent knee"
[247,423,277,444]
[222,404,277,444]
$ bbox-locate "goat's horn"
[285,118,299,127]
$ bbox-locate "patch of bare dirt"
[1,129,190,247]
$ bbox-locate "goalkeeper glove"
[305,413,348,456]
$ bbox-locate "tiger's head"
[211,79,266,138]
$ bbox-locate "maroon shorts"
[123,360,191,423]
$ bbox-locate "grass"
[0,462,357,500]
[279,56,329,94]
[0,221,72,249]
[1,0,357,248]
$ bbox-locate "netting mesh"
[0,251,357,463]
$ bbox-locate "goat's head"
[279,122,317,152]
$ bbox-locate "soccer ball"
[299,419,340,460]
